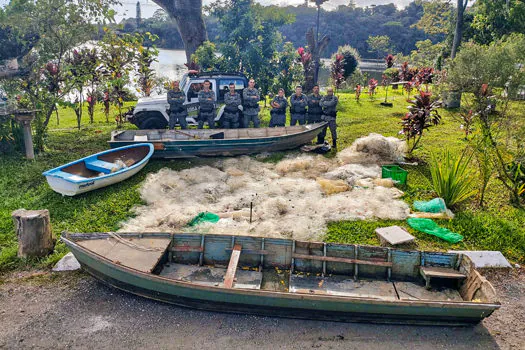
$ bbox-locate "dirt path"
[0,268,523,350]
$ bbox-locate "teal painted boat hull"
[109,123,327,158]
[62,233,500,326]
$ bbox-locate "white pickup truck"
[128,72,249,129]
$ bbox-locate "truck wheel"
[136,112,168,129]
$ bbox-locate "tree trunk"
[152,0,208,63]
[12,209,55,258]
[451,0,468,59]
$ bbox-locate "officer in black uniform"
[167,80,188,130]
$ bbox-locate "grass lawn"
[1,88,524,272]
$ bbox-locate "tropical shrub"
[385,54,395,68]
[337,45,360,80]
[429,149,477,207]
[330,53,345,89]
[401,91,442,154]
[368,78,378,97]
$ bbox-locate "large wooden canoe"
[43,144,154,196]
[62,232,500,325]
[109,123,327,158]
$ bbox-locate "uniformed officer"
[197,80,216,129]
[242,78,260,128]
[269,88,287,127]
[307,84,324,143]
[319,87,339,148]
[223,82,242,129]
[167,80,188,130]
[289,85,308,126]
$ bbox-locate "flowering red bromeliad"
[401,91,442,153]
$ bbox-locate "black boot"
[332,139,337,149]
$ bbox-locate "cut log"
[12,209,55,258]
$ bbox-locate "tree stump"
[12,209,55,258]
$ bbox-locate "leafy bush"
[401,91,442,153]
[337,45,360,80]
[429,149,477,207]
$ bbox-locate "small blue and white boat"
[43,143,154,196]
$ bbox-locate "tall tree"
[451,0,468,59]
[309,0,329,85]
[152,0,207,63]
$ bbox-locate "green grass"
[1,89,524,272]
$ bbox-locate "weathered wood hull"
[108,123,327,158]
[62,233,500,325]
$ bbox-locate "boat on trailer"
[42,144,154,196]
[108,123,327,158]
[62,232,500,325]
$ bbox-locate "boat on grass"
[109,123,327,158]
[61,231,500,325]
[43,143,154,196]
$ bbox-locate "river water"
[153,48,332,87]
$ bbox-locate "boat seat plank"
[290,274,398,301]
[224,244,242,288]
[85,159,117,173]
[420,266,466,290]
[394,281,463,302]
[420,267,466,279]
[52,171,87,181]
[292,253,392,267]
[77,237,171,273]
[160,263,262,290]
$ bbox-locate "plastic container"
[381,165,408,185]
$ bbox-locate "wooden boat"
[109,123,327,158]
[43,144,154,196]
[61,231,500,325]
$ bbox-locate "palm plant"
[429,149,477,207]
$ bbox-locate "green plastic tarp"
[407,218,463,243]
[188,212,220,227]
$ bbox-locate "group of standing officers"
[167,78,339,147]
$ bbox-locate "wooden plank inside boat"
[77,236,171,273]
[224,244,242,288]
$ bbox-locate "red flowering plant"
[368,78,378,98]
[415,67,434,92]
[401,91,442,154]
[385,54,395,68]
[330,53,345,90]
[355,84,362,101]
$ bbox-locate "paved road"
[1,271,508,350]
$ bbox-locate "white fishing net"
[119,134,409,241]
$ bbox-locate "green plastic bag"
[188,212,220,227]
[407,218,463,243]
[413,198,447,213]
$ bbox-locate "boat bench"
[419,266,466,290]
[51,171,87,181]
[85,159,116,173]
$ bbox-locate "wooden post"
[14,112,36,160]
[12,209,55,258]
